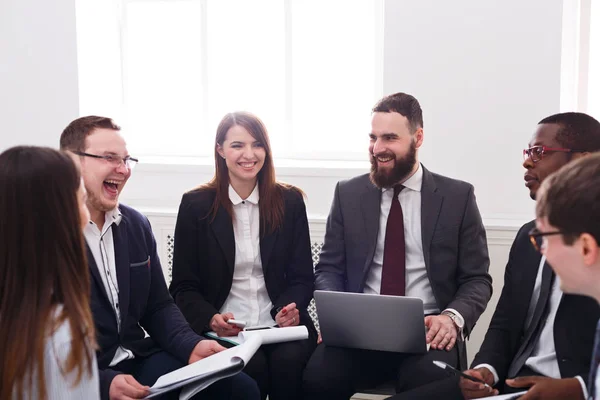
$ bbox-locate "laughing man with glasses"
[59,116,260,400]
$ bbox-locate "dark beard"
[369,140,417,189]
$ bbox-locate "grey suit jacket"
[315,165,492,336]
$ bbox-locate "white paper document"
[144,326,309,399]
[484,391,527,399]
[206,325,309,346]
[144,335,261,399]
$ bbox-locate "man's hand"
[275,302,300,327]
[459,367,498,399]
[109,374,149,400]
[424,314,458,351]
[210,312,242,337]
[189,340,226,364]
[506,376,585,400]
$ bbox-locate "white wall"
[1,0,567,365]
[0,0,79,148]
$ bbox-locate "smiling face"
[79,128,131,218]
[523,123,571,199]
[535,217,596,296]
[217,124,266,188]
[369,111,423,188]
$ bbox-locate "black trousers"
[243,329,317,400]
[302,343,458,400]
[387,363,546,399]
[115,350,260,400]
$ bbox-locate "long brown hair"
[200,111,301,235]
[0,146,96,400]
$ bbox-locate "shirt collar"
[382,163,423,193]
[229,184,260,205]
[107,207,123,226]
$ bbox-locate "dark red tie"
[381,185,406,296]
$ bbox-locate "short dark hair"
[536,152,600,245]
[60,116,121,152]
[538,112,600,152]
[372,92,423,132]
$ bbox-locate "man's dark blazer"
[472,220,600,390]
[169,186,316,336]
[88,204,202,399]
[315,166,492,338]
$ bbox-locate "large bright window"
[76,0,383,160]
[588,0,600,118]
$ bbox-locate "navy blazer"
[169,186,316,336]
[88,204,202,400]
[472,220,600,390]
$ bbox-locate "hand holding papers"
[144,335,261,399]
[144,326,309,399]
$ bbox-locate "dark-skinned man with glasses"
[60,116,260,400]
[391,112,600,400]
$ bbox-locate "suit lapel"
[211,206,236,276]
[86,242,111,305]
[361,181,382,279]
[112,219,130,325]
[420,166,443,272]
[260,229,277,274]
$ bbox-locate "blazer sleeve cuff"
[473,363,499,386]
[575,376,588,399]
[99,368,121,400]
[442,308,465,340]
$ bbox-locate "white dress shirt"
[475,256,587,397]
[84,207,134,366]
[363,164,464,327]
[220,184,277,327]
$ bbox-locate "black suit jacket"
[88,204,202,399]
[472,220,600,388]
[169,186,316,336]
[315,166,492,337]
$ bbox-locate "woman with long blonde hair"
[0,146,99,399]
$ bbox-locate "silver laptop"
[313,290,427,353]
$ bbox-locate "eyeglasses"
[73,151,139,170]
[523,145,582,163]
[528,227,564,252]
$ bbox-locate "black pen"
[432,361,491,388]
[243,325,278,332]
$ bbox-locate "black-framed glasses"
[528,227,564,252]
[523,145,583,163]
[73,151,139,170]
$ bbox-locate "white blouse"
[220,184,277,327]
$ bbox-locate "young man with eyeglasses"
[60,116,260,400]
[456,112,600,400]
[534,153,600,400]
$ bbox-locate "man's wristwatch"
[441,310,464,330]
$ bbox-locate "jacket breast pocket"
[130,256,150,268]
[129,256,151,316]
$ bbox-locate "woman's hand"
[275,302,300,327]
[210,312,242,337]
